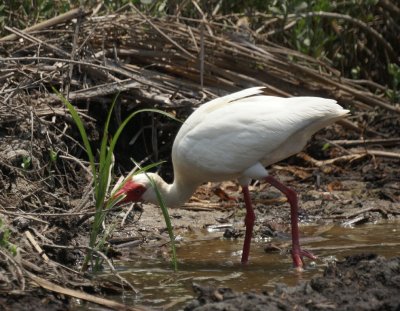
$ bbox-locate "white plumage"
[115,87,349,268]
[173,87,345,183]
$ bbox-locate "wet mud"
[184,254,400,311]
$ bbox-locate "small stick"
[24,230,49,262]
[27,272,145,311]
[200,22,205,89]
[0,249,25,290]
[42,244,137,293]
[120,203,135,227]
[297,152,368,167]
[0,8,88,42]
[3,26,70,58]
[353,149,400,160]
[330,137,400,147]
[65,7,83,98]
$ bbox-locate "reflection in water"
[104,222,400,310]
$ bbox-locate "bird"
[113,87,349,268]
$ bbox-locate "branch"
[27,272,145,311]
[0,8,89,42]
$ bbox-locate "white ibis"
[114,87,349,268]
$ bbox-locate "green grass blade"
[132,159,178,271]
[100,95,118,167]
[95,94,120,211]
[106,109,179,270]
[58,97,180,272]
[99,94,119,182]
[150,175,178,271]
[53,87,97,188]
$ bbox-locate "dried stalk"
[0,8,88,42]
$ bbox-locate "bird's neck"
[150,174,199,208]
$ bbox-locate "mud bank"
[184,254,400,311]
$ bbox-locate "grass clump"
[54,88,179,272]
[0,218,17,256]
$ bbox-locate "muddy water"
[103,222,400,310]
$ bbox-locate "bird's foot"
[292,249,317,270]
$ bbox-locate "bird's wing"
[172,95,347,180]
[174,87,265,142]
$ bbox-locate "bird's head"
[112,173,159,205]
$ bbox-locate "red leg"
[241,185,255,264]
[264,176,316,268]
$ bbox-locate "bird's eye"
[133,188,144,195]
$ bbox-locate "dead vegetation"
[0,4,399,310]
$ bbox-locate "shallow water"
[91,222,400,310]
